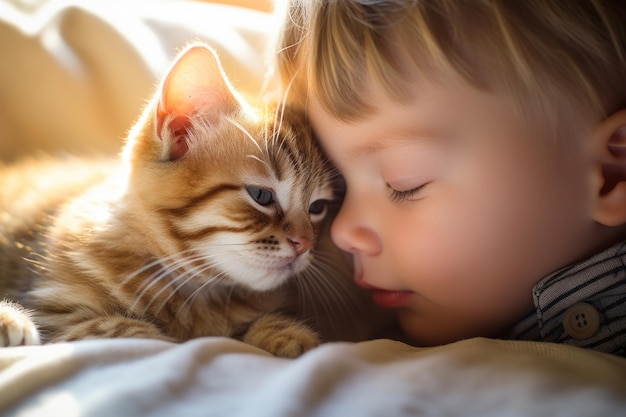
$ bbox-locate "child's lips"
[355,278,414,308]
[370,289,414,308]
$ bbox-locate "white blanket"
[2,1,626,416]
[2,337,625,416]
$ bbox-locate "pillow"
[0,0,278,160]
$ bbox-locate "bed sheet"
[2,337,625,416]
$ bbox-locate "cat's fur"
[0,44,389,357]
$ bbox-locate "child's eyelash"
[389,183,428,202]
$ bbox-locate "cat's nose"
[287,236,312,256]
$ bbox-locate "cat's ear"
[156,44,237,160]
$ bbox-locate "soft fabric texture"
[1,1,626,416]
[1,337,626,416]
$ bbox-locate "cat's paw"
[244,314,320,358]
[0,301,40,347]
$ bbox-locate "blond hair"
[277,0,626,141]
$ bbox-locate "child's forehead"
[312,54,477,123]
[310,70,509,143]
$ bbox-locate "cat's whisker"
[130,266,177,313]
[246,154,270,169]
[156,249,256,318]
[311,254,357,302]
[129,252,211,313]
[225,117,264,155]
[121,248,198,286]
[293,270,337,333]
[275,102,287,144]
[263,104,272,155]
[301,253,364,329]
[275,72,297,138]
[271,91,291,156]
[177,269,229,316]
[135,255,217,314]
[291,274,315,321]
[224,282,238,315]
[147,250,248,316]
[301,266,340,311]
[151,266,216,317]
[122,260,167,289]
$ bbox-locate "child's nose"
[330,192,382,256]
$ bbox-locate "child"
[275,0,626,356]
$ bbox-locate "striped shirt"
[505,241,626,357]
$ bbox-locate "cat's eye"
[246,185,274,206]
[309,199,327,215]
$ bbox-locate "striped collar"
[505,241,626,357]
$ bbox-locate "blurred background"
[0,0,281,161]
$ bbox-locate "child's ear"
[156,44,237,160]
[591,109,626,226]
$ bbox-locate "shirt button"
[562,302,601,340]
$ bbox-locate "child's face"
[310,73,598,346]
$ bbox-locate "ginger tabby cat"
[0,44,388,358]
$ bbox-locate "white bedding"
[1,1,626,416]
[2,337,626,416]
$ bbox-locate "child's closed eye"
[388,182,429,202]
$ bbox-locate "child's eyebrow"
[349,143,386,158]
[347,128,446,159]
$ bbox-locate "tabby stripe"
[224,211,271,232]
[168,224,250,241]
[268,146,285,181]
[270,130,301,180]
[166,184,241,217]
[38,304,75,316]
[284,136,305,177]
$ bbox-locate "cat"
[0,43,391,358]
